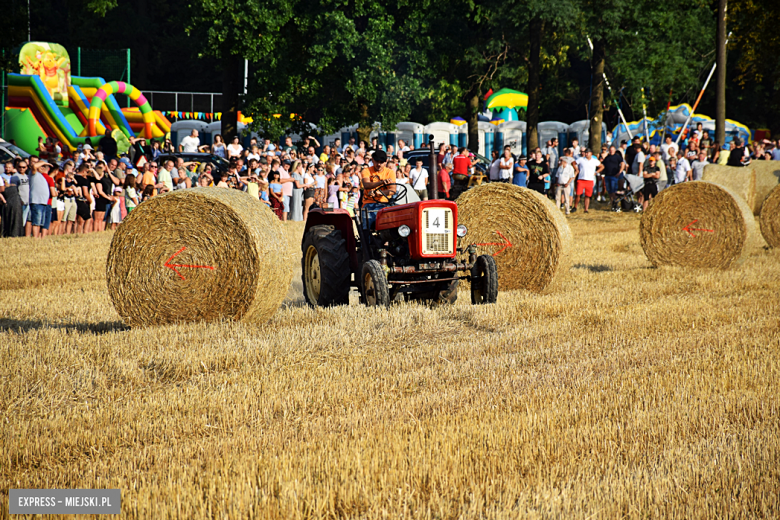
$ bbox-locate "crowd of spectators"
[2,121,779,238]
[488,122,774,214]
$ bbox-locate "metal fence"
[140,91,223,114]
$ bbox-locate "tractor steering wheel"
[371,182,408,204]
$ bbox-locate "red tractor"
[301,181,498,307]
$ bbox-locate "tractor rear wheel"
[301,225,350,307]
[471,254,498,304]
[361,260,390,307]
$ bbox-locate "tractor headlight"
[457,224,468,237]
[398,225,411,237]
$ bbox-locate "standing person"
[314,166,327,207]
[690,151,709,181]
[727,138,749,166]
[488,150,501,181]
[28,161,56,239]
[674,151,692,184]
[409,158,429,200]
[302,164,316,220]
[601,145,625,206]
[211,135,227,158]
[150,139,162,160]
[123,175,139,214]
[630,141,646,176]
[554,154,575,214]
[74,163,93,233]
[1,161,24,237]
[279,159,295,221]
[660,136,675,164]
[289,160,305,222]
[499,146,514,183]
[513,156,529,187]
[641,155,661,211]
[92,165,115,232]
[179,130,200,153]
[396,163,411,185]
[573,149,603,214]
[59,163,77,234]
[654,151,668,191]
[227,136,243,159]
[438,163,452,200]
[268,171,284,219]
[157,160,175,193]
[99,129,118,159]
[13,160,31,235]
[453,148,470,177]
[526,150,549,194]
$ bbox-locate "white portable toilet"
[424,122,457,148]
[569,120,607,149]
[477,121,495,157]
[500,121,526,156]
[171,120,209,149]
[340,124,358,149]
[396,122,424,149]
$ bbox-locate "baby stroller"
[612,173,644,213]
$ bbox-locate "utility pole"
[715,0,727,146]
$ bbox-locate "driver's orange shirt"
[361,164,396,204]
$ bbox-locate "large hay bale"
[640,181,760,269]
[456,183,572,292]
[759,184,780,248]
[107,188,293,326]
[751,161,780,214]
[702,164,756,213]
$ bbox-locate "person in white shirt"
[573,148,603,213]
[570,139,581,159]
[632,146,646,175]
[660,136,675,164]
[675,152,692,183]
[179,130,200,153]
[397,139,410,153]
[489,150,501,181]
[409,158,429,200]
[555,149,576,214]
[499,146,514,182]
[227,136,243,158]
[690,151,708,181]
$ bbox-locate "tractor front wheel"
[302,225,350,307]
[471,254,498,304]
[361,260,390,307]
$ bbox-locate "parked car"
[0,139,31,174]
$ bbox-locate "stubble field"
[1,209,779,518]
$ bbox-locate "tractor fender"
[303,209,358,274]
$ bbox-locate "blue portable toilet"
[396,122,424,150]
[458,124,468,148]
[499,121,525,157]
[477,122,495,157]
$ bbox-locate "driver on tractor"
[360,150,396,229]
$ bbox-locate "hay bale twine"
[750,161,780,214]
[759,184,780,248]
[702,164,756,213]
[639,181,760,269]
[456,183,572,292]
[107,188,293,326]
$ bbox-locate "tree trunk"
[221,53,242,141]
[526,16,543,152]
[467,93,479,152]
[356,99,371,145]
[589,38,605,153]
[133,0,150,89]
[715,0,727,145]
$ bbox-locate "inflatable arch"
[88,81,154,139]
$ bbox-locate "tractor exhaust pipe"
[429,135,438,200]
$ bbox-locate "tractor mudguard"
[303,208,358,274]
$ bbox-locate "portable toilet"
[537,121,568,155]
[424,122,457,149]
[204,121,246,149]
[499,121,526,157]
[568,120,607,149]
[396,122,424,150]
[171,120,209,150]
[323,130,341,149]
[457,123,468,148]
[477,122,495,157]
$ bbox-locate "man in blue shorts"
[601,145,625,206]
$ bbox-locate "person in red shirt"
[438,163,452,199]
[452,147,471,176]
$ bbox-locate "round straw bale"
[750,161,780,214]
[107,188,293,326]
[702,164,756,213]
[639,181,760,269]
[759,184,780,248]
[456,183,572,292]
